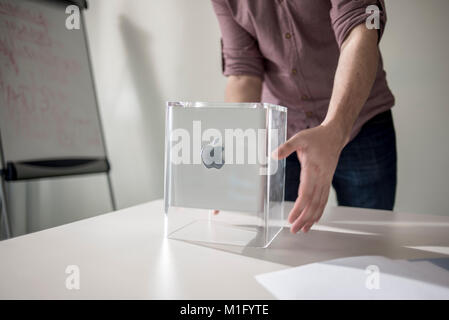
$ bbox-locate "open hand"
[274,124,346,233]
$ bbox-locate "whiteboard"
[0,0,106,163]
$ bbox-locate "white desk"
[0,199,448,299]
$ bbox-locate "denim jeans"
[284,110,397,210]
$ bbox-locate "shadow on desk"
[175,205,449,274]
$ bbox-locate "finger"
[291,203,314,233]
[291,184,322,233]
[302,222,314,233]
[313,186,330,223]
[290,164,316,223]
[288,196,305,224]
[273,135,300,160]
[302,187,326,232]
[213,210,220,215]
[308,184,325,222]
[290,191,313,233]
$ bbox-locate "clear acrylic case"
[164,102,287,247]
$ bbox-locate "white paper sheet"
[255,256,449,300]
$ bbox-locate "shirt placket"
[279,0,319,130]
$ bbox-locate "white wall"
[379,0,449,216]
[6,0,449,237]
[84,0,226,209]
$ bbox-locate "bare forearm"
[225,75,262,102]
[322,24,380,147]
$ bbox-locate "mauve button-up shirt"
[211,0,395,139]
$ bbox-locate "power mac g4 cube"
[164,102,287,247]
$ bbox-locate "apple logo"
[201,137,225,169]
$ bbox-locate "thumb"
[272,135,301,160]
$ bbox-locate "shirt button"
[306,111,314,118]
[302,94,309,100]
[291,68,297,75]
[285,32,292,39]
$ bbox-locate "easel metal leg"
[107,173,117,211]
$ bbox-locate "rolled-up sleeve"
[330,0,387,48]
[211,0,264,78]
